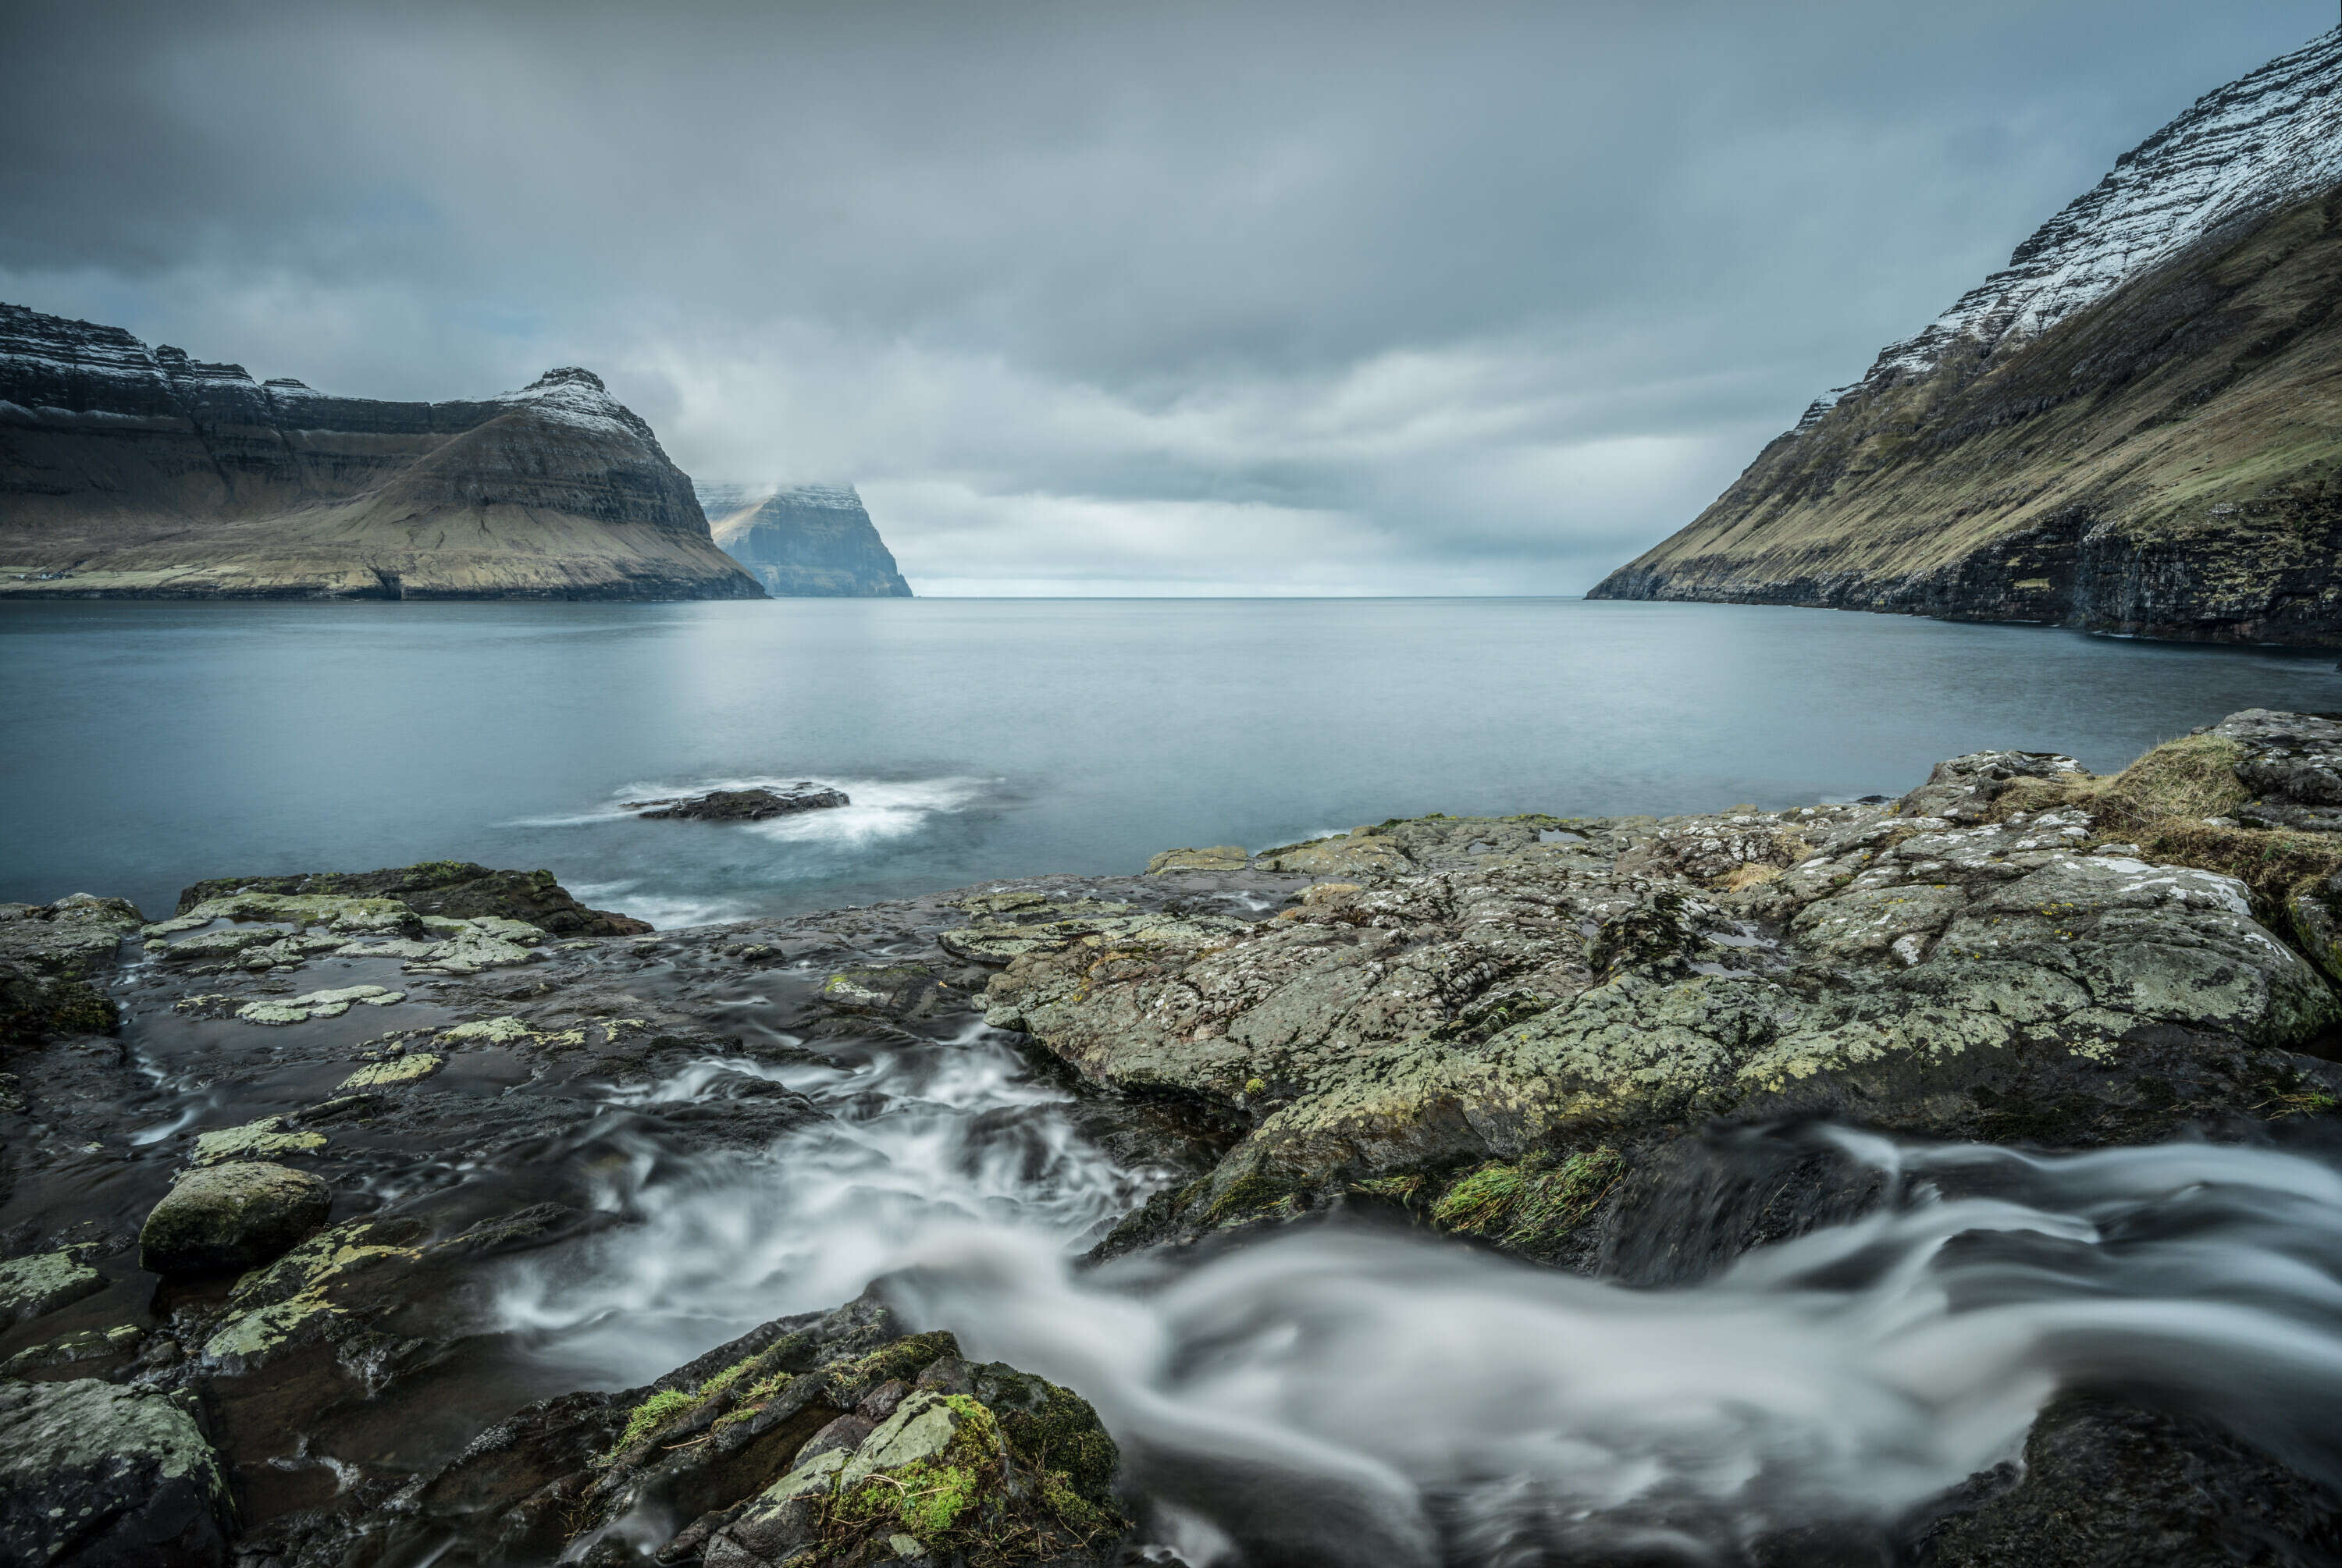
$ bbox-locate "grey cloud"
[2,0,2329,591]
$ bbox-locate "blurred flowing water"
[5,596,2340,923]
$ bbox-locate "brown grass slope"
[1590,186,2342,645]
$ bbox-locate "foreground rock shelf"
[6,710,2342,1565]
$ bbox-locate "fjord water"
[5,596,2339,921]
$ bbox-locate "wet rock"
[0,1378,234,1568]
[174,861,650,937]
[138,1161,333,1278]
[0,1246,105,1329]
[0,894,141,1047]
[634,785,850,821]
[3,1324,143,1378]
[819,963,952,1019]
[1913,1394,2342,1566]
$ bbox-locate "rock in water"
[1589,27,2342,645]
[0,307,764,601]
[697,482,914,597]
[632,785,852,820]
[139,1161,332,1278]
[0,1378,234,1568]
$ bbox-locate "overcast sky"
[5,2,2331,593]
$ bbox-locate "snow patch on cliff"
[1864,27,2342,387]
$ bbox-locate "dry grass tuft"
[1991,733,2342,908]
[1717,862,1785,894]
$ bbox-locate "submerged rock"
[0,1378,234,1568]
[138,1161,332,1278]
[633,785,852,821]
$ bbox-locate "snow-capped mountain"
[1798,25,2342,425]
[1593,26,2342,646]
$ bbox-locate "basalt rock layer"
[1591,28,2342,645]
[698,484,913,598]
[0,304,763,600]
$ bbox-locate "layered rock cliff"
[0,304,763,599]
[1590,27,2342,645]
[697,482,913,597]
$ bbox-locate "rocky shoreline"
[9,711,2342,1565]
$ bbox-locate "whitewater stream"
[475,1023,2342,1566]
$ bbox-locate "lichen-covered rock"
[1144,845,1249,873]
[941,894,1244,967]
[138,1161,332,1278]
[233,985,403,1024]
[819,964,952,1019]
[398,1294,1122,1568]
[175,862,651,937]
[993,783,2341,1236]
[0,1247,105,1329]
[335,1051,445,1090]
[3,1324,144,1378]
[189,1115,328,1166]
[0,1378,234,1568]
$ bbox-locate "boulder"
[632,785,850,821]
[397,1294,1122,1568]
[137,1161,332,1278]
[0,1378,233,1568]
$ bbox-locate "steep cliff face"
[1590,27,2342,646]
[696,482,913,597]
[0,304,763,599]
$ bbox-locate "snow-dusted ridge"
[1853,25,2342,394]
[696,481,865,515]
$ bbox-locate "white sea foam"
[882,1135,2342,1564]
[493,1022,1159,1380]
[500,1076,2342,1565]
[507,773,995,845]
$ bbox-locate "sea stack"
[697,482,913,597]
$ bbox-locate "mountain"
[0,304,763,599]
[1589,27,2342,645]
[696,482,913,597]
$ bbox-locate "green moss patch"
[1429,1147,1625,1255]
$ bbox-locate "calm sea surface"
[5,597,2338,925]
